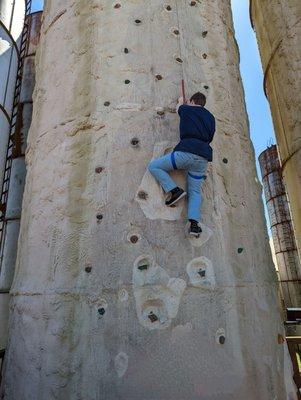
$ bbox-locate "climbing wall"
[1,1,291,399]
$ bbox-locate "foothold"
[219,335,226,345]
[124,79,131,84]
[98,308,105,316]
[202,53,207,59]
[198,268,206,278]
[96,214,103,221]
[204,85,209,90]
[157,110,165,116]
[190,1,197,5]
[137,190,148,200]
[135,19,141,24]
[237,247,244,254]
[124,47,129,54]
[148,312,159,323]
[278,334,285,344]
[215,328,226,345]
[165,5,172,11]
[114,3,121,8]
[130,235,139,244]
[175,57,183,63]
[155,74,163,81]
[222,158,228,164]
[95,166,104,173]
[104,101,110,106]
[137,257,150,271]
[173,29,180,35]
[131,138,139,147]
[202,31,208,37]
[85,265,92,273]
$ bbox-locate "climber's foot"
[189,220,202,237]
[165,187,187,206]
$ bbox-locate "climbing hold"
[237,247,244,254]
[137,257,150,271]
[124,47,129,54]
[204,85,209,90]
[148,312,159,323]
[98,308,106,316]
[173,29,180,35]
[114,3,121,8]
[130,235,139,244]
[157,110,165,116]
[202,53,207,59]
[215,328,226,345]
[137,190,148,200]
[95,166,104,173]
[96,214,103,221]
[104,101,110,107]
[219,335,226,345]
[278,334,285,344]
[124,79,131,84]
[155,74,163,81]
[222,158,228,164]
[190,1,197,5]
[135,19,141,24]
[198,268,206,278]
[165,5,172,11]
[175,57,183,63]
[131,138,139,147]
[202,31,208,37]
[85,265,92,273]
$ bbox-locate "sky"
[30,0,274,226]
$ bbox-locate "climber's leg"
[187,156,208,235]
[148,152,188,205]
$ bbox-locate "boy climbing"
[148,92,215,237]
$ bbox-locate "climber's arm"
[176,96,184,114]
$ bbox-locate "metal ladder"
[0,0,32,271]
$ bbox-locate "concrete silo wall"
[250,0,301,261]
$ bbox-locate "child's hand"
[178,96,184,104]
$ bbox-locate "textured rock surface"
[1,1,290,399]
[251,0,301,259]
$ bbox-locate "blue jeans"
[148,151,208,222]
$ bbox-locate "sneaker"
[189,220,202,237]
[165,187,187,206]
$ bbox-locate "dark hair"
[190,92,206,106]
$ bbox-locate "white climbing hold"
[114,352,129,378]
[136,141,186,221]
[215,328,226,345]
[133,255,186,330]
[186,256,215,288]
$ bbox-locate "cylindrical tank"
[250,0,301,260]
[0,11,42,293]
[259,145,301,308]
[0,0,25,356]
[1,1,293,399]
